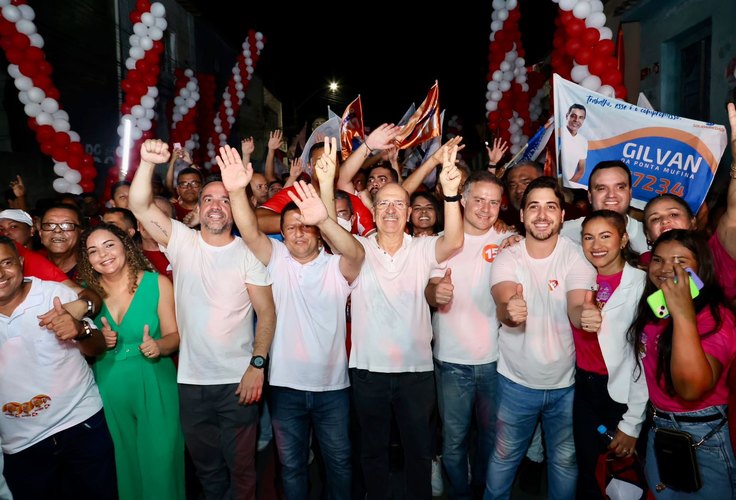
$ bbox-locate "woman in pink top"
[629,230,736,497]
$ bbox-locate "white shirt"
[432,229,509,364]
[350,233,439,373]
[267,240,354,391]
[560,126,588,189]
[0,278,102,454]
[490,236,596,389]
[561,216,649,254]
[162,220,272,385]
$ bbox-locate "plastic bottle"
[597,424,615,443]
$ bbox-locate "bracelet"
[364,142,374,153]
[75,321,93,341]
[444,194,462,202]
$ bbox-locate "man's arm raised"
[336,123,401,193]
[718,102,736,260]
[217,145,273,266]
[403,136,464,196]
[129,140,173,246]
[434,145,464,263]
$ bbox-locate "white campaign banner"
[553,74,727,210]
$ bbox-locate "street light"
[328,81,339,92]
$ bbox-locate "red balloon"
[0,20,14,36]
[68,154,83,170]
[37,125,55,142]
[37,61,53,76]
[46,88,60,100]
[82,156,95,168]
[40,141,54,155]
[5,48,23,65]
[69,142,84,157]
[602,70,622,87]
[121,103,132,115]
[560,11,574,25]
[10,32,30,50]
[575,47,594,65]
[80,179,95,192]
[130,11,141,23]
[53,132,71,148]
[594,39,615,57]
[25,47,44,62]
[34,76,53,92]
[136,0,151,12]
[565,38,582,57]
[143,73,158,87]
[606,57,618,70]
[121,80,132,92]
[588,58,606,76]
[80,166,97,180]
[135,60,150,73]
[495,30,507,43]
[52,145,69,162]
[27,117,37,131]
[582,28,600,46]
[565,19,585,38]
[614,85,628,100]
[152,40,164,53]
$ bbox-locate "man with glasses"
[349,145,464,500]
[173,167,203,222]
[39,203,83,280]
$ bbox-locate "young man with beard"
[486,176,596,499]
[425,170,513,498]
[217,139,363,500]
[129,139,276,499]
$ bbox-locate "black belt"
[651,408,725,423]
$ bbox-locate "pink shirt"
[710,232,736,303]
[643,305,736,412]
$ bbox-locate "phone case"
[647,275,701,319]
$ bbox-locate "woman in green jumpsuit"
[78,223,184,499]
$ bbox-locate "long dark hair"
[581,210,639,268]
[408,191,443,236]
[627,229,728,394]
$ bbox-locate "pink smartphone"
[174,142,182,150]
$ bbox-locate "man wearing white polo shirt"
[350,145,464,500]
[486,177,596,500]
[218,140,364,500]
[425,170,512,498]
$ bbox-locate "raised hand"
[139,325,160,359]
[268,130,283,151]
[435,269,454,305]
[182,205,200,227]
[431,136,465,164]
[660,264,696,322]
[240,137,255,157]
[486,137,509,165]
[141,139,171,165]
[507,283,528,324]
[9,175,25,198]
[288,158,304,181]
[366,123,402,151]
[99,317,118,349]
[439,144,461,196]
[217,145,253,193]
[286,181,328,226]
[313,137,337,187]
[580,290,603,332]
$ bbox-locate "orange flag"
[340,96,365,160]
[394,82,441,150]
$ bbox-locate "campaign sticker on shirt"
[548,279,559,292]
[482,244,500,263]
[2,394,51,418]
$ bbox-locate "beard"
[525,218,559,241]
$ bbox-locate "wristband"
[75,321,93,341]
[444,194,462,202]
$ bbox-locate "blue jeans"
[485,375,576,500]
[435,359,498,499]
[645,405,736,499]
[270,386,351,500]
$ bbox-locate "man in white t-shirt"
[350,144,464,500]
[486,177,596,500]
[218,140,364,500]
[425,170,512,497]
[0,238,116,499]
[561,160,649,253]
[130,140,276,499]
[560,104,588,189]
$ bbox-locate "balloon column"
[204,30,265,170]
[116,0,167,178]
[194,73,216,166]
[170,68,199,152]
[485,0,530,155]
[0,0,96,194]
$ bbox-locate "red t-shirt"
[572,270,624,375]
[260,186,375,236]
[17,243,68,283]
[173,200,194,222]
[143,249,172,280]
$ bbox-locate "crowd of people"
[0,102,735,500]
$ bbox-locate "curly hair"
[77,223,153,298]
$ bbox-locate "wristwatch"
[250,355,266,369]
[75,321,93,341]
[85,299,95,317]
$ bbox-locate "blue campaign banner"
[553,75,727,211]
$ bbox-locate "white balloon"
[139,36,153,51]
[27,87,45,104]
[52,178,69,193]
[214,125,222,134]
[17,4,34,20]
[68,184,83,195]
[18,91,30,106]
[499,80,511,92]
[227,116,235,125]
[558,0,577,11]
[516,57,526,67]
[502,71,514,82]
[131,105,146,118]
[129,34,141,48]
[150,2,166,17]
[133,23,147,37]
[571,64,591,83]
[236,91,245,100]
[219,133,227,142]
[28,33,43,48]
[137,117,152,130]
[585,12,606,28]
[255,31,263,40]
[53,119,71,132]
[255,41,264,51]
[2,5,20,22]
[572,1,591,19]
[590,0,604,12]
[154,17,167,31]
[53,162,70,176]
[497,9,508,21]
[63,169,82,183]
[125,58,136,70]
[492,0,505,9]
[24,102,41,117]
[174,96,184,107]
[131,127,143,140]
[507,0,518,8]
[129,46,144,60]
[15,19,36,35]
[147,87,158,98]
[185,140,195,150]
[141,12,155,26]
[36,112,53,125]
[598,26,613,40]
[53,110,69,122]
[486,80,496,91]
[7,64,20,79]
[179,88,190,99]
[145,108,154,120]
[148,27,163,41]
[599,84,615,97]
[500,61,511,72]
[178,105,188,115]
[490,20,503,33]
[172,114,182,123]
[510,144,521,155]
[581,75,602,90]
[520,82,529,92]
[140,95,155,108]
[68,131,80,142]
[235,83,243,91]
[40,97,59,113]
[186,81,197,91]
[491,90,503,101]
[184,69,194,78]
[186,98,196,108]
[14,76,32,91]
[225,107,234,116]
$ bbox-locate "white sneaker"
[431,457,444,497]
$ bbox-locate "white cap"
[0,209,33,226]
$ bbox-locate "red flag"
[340,96,365,160]
[394,82,441,150]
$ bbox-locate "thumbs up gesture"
[99,317,118,349]
[507,283,528,325]
[40,297,83,341]
[139,325,160,359]
[580,290,603,333]
[435,268,454,305]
